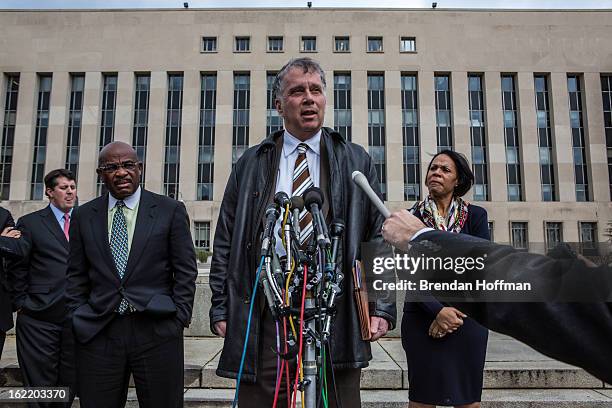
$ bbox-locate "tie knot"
[115,200,126,209]
[63,213,70,221]
[297,143,308,155]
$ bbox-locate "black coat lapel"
[122,190,157,283]
[90,194,121,283]
[40,206,70,251]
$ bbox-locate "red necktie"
[63,213,70,241]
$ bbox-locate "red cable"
[292,265,308,408]
[284,318,291,408]
[273,316,290,408]
[272,359,285,408]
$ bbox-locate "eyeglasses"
[98,161,140,174]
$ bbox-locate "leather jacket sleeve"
[209,168,239,334]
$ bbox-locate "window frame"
[333,36,351,53]
[267,36,284,53]
[367,36,384,53]
[300,36,317,53]
[201,36,218,53]
[399,36,417,53]
[234,36,251,53]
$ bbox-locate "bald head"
[98,141,137,167]
[96,141,142,199]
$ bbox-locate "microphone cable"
[232,255,266,408]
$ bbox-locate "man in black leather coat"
[209,57,396,407]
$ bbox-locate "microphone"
[274,191,291,208]
[261,203,280,256]
[330,220,345,264]
[303,187,331,248]
[290,196,304,237]
[351,171,391,218]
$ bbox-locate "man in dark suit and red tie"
[9,169,78,406]
[66,141,198,408]
[0,206,23,359]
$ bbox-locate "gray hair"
[272,57,327,103]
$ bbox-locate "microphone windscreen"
[274,191,291,207]
[303,187,324,208]
[265,203,280,217]
[290,196,305,212]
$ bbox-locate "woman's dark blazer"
[404,203,490,317]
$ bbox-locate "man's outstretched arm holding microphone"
[352,171,612,384]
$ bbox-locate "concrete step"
[1,336,607,391]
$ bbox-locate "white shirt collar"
[282,129,321,158]
[108,186,141,211]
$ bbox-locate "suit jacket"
[405,203,490,317]
[411,230,612,384]
[66,189,198,344]
[0,207,22,333]
[9,206,71,323]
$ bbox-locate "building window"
[333,73,352,142]
[367,36,383,52]
[301,36,317,52]
[234,36,250,52]
[266,72,282,136]
[233,73,250,165]
[194,221,211,250]
[567,75,590,202]
[267,36,283,52]
[602,75,612,199]
[435,74,452,151]
[510,222,528,250]
[163,74,183,199]
[201,37,217,52]
[368,73,386,200]
[31,74,52,200]
[579,222,597,253]
[400,37,416,53]
[488,221,494,242]
[545,222,563,251]
[97,73,118,195]
[198,73,216,201]
[133,74,150,185]
[534,75,556,201]
[502,74,522,201]
[401,74,420,201]
[468,74,488,201]
[65,74,84,179]
[0,74,19,200]
[334,36,350,52]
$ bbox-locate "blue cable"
[232,255,266,408]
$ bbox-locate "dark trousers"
[15,313,77,408]
[75,313,184,408]
[238,311,362,408]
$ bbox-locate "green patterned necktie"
[110,200,131,314]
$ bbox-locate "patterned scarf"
[412,195,469,233]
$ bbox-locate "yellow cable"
[281,203,290,246]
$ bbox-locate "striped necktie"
[292,143,314,245]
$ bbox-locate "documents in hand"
[352,259,371,340]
